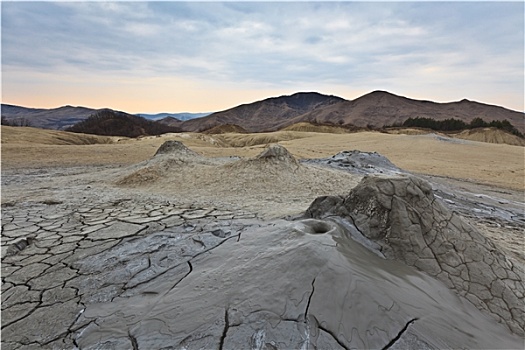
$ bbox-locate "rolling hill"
[290,91,525,133]
[0,104,209,130]
[179,91,524,134]
[65,110,180,137]
[179,92,346,132]
[138,112,210,121]
[3,91,523,135]
[1,104,97,130]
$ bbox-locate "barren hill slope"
[180,92,345,132]
[0,125,116,145]
[1,104,97,130]
[293,91,524,133]
[452,127,525,146]
[156,116,183,128]
[179,91,523,134]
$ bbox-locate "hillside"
[157,116,184,128]
[3,91,523,134]
[180,92,345,132]
[292,91,525,133]
[66,110,180,137]
[281,122,352,134]
[1,104,97,130]
[451,128,525,146]
[0,104,209,130]
[138,112,210,121]
[202,124,249,134]
[0,125,117,145]
[178,91,523,134]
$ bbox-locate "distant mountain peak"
[266,91,346,110]
[368,90,394,95]
[360,90,404,99]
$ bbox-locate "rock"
[305,174,525,335]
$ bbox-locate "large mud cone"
[255,144,299,165]
[117,141,202,186]
[306,174,524,335]
[227,144,300,175]
[154,140,199,157]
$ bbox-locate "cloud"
[1,1,523,111]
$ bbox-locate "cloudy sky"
[2,1,524,113]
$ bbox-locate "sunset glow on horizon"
[2,2,524,114]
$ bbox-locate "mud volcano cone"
[154,140,199,157]
[306,174,524,335]
[254,144,299,165]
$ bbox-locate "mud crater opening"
[300,219,335,235]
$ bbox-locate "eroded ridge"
[305,174,525,335]
[1,199,258,349]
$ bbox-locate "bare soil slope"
[180,92,345,132]
[179,90,524,134]
[293,91,525,133]
[1,126,116,145]
[282,122,351,134]
[203,124,248,134]
[452,128,525,146]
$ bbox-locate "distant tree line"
[1,117,32,127]
[392,117,523,138]
[66,110,180,137]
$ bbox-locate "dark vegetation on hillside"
[65,110,180,137]
[390,117,523,137]
[1,117,32,127]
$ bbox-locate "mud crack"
[128,330,139,350]
[219,308,229,350]
[381,318,418,350]
[304,277,316,319]
[317,324,349,350]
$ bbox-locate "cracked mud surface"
[306,175,524,336]
[2,197,260,349]
[2,144,523,349]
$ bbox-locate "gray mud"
[74,218,521,349]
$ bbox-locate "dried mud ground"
[1,126,524,348]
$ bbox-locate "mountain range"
[2,91,523,134]
[175,91,524,134]
[0,104,208,130]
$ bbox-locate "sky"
[2,1,524,113]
